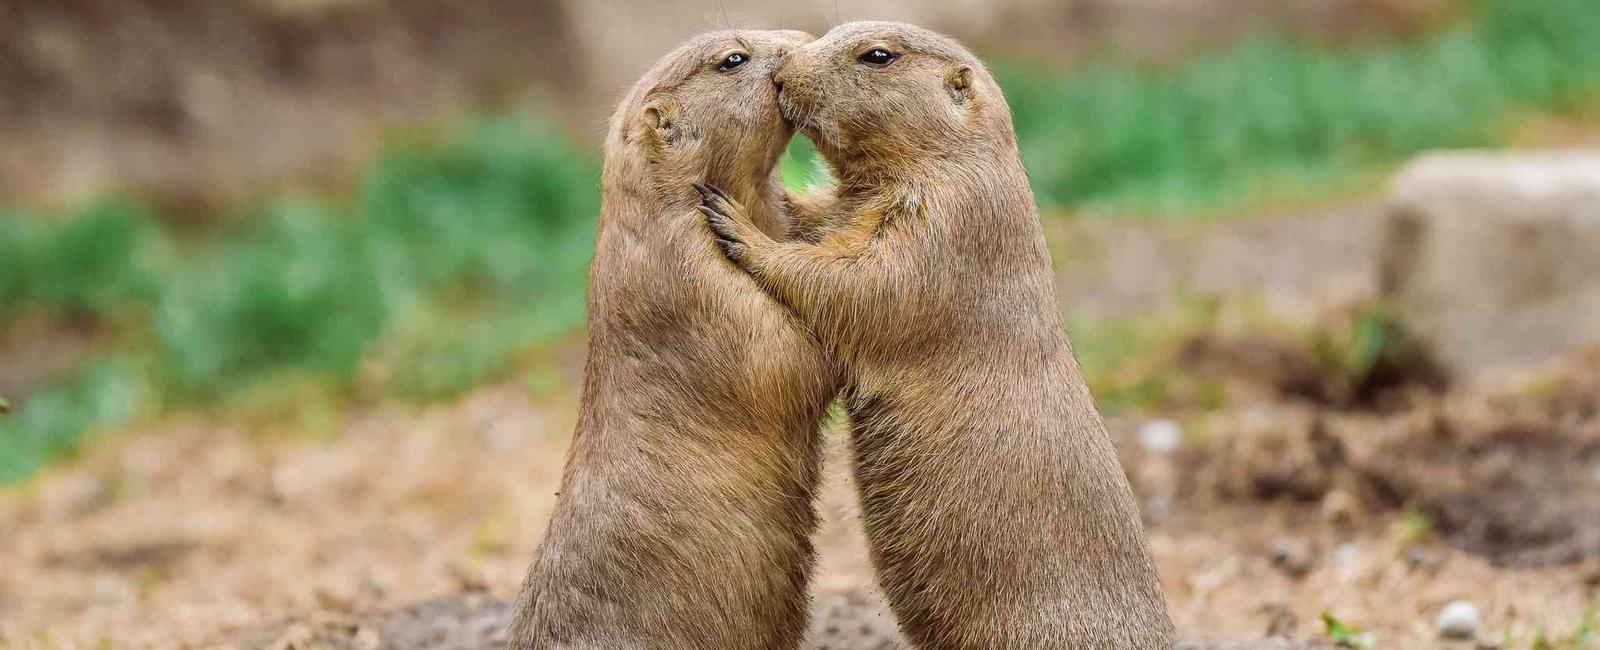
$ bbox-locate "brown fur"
[699,21,1177,648]
[507,30,840,649]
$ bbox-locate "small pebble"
[1335,543,1363,580]
[1269,537,1313,578]
[1406,546,1441,570]
[1435,600,1480,640]
[1139,419,1183,453]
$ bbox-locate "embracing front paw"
[693,183,751,265]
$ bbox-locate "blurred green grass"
[1003,0,1600,216]
[3,0,1600,482]
[0,118,596,482]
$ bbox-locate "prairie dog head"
[610,29,813,193]
[774,21,1013,174]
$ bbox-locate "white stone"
[1435,600,1480,640]
[1138,419,1183,453]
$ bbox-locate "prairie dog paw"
[694,183,751,265]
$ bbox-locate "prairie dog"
[699,21,1176,648]
[508,29,838,649]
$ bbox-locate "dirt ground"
[1,340,1596,648]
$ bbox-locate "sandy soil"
[1,342,1595,648]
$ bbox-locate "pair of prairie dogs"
[510,22,1176,649]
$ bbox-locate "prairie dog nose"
[773,55,795,90]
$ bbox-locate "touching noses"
[774,56,793,92]
[772,55,795,93]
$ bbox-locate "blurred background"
[2,0,1598,647]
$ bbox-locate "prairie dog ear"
[945,65,974,104]
[641,100,682,147]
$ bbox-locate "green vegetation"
[780,135,828,192]
[1067,304,1215,416]
[1517,607,1600,649]
[1065,294,1431,416]
[1002,0,1600,216]
[1321,612,1375,648]
[4,0,1600,482]
[0,118,596,482]
[1397,506,1436,546]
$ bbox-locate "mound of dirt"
[1361,350,1600,566]
[1175,348,1600,567]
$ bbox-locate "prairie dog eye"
[717,52,749,72]
[857,48,899,67]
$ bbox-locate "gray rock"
[1435,600,1481,640]
[1380,151,1600,378]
